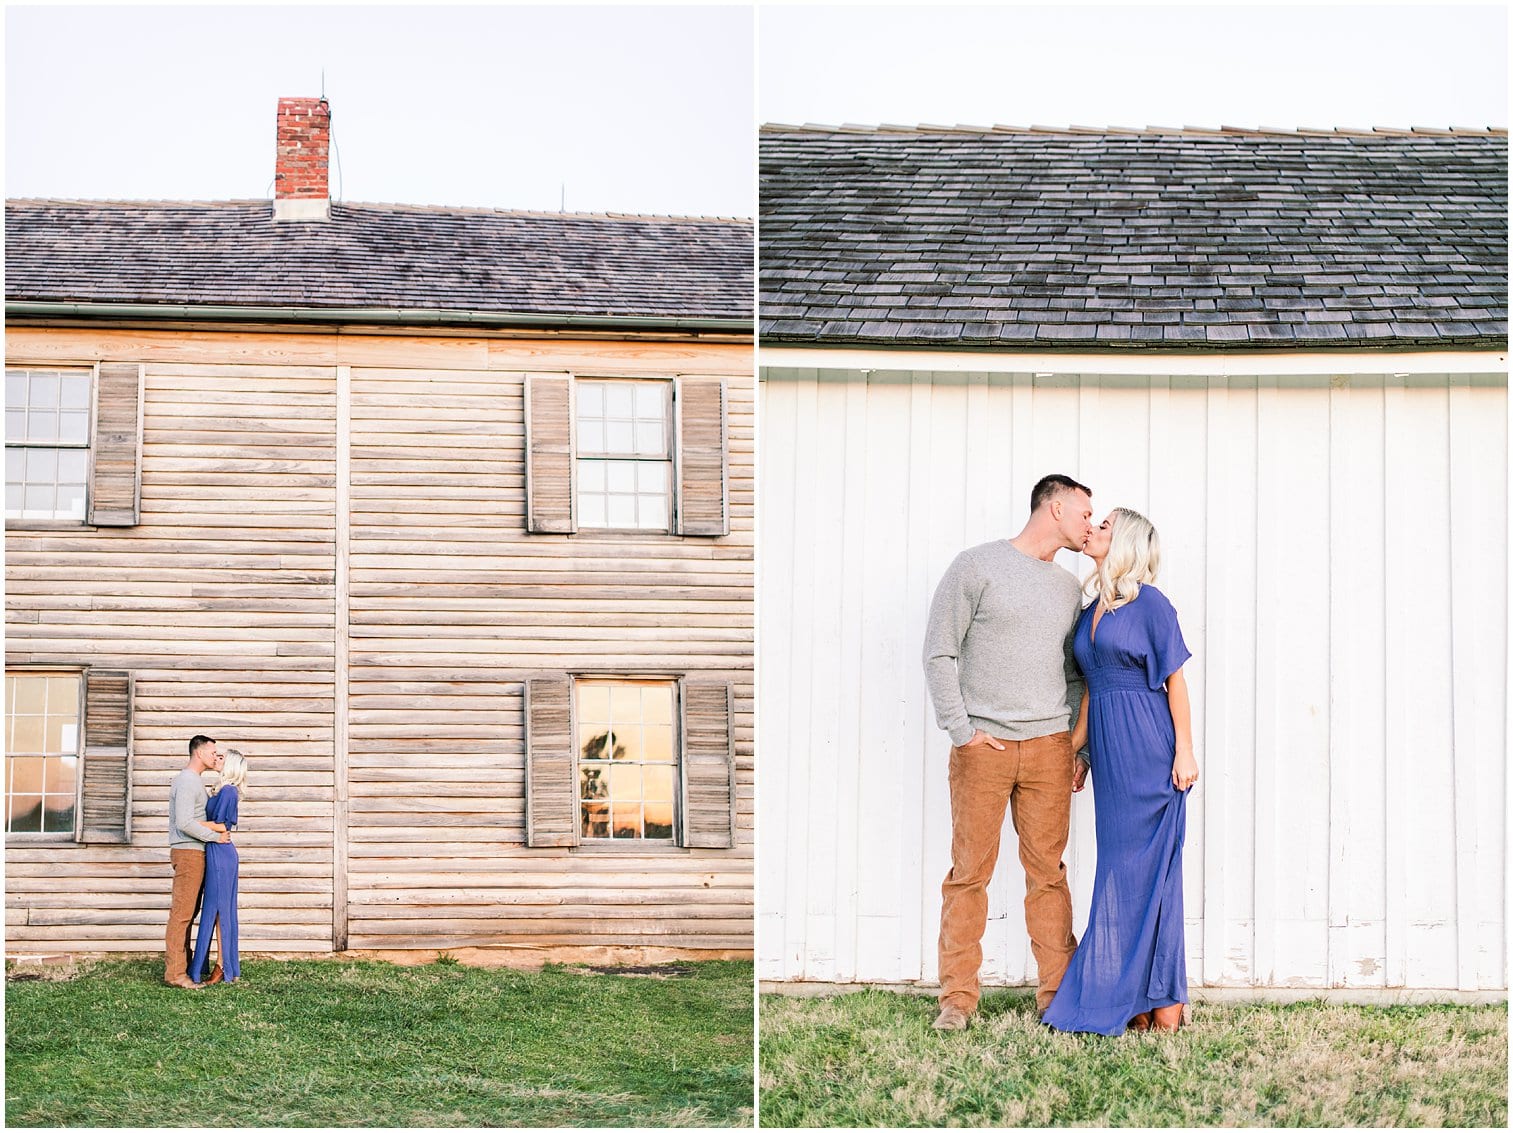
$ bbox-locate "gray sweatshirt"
[168,767,219,850]
[922,539,1086,747]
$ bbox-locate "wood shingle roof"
[760,127,1507,349]
[6,200,753,326]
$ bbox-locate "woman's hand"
[1171,746,1199,791]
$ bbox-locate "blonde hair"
[1086,507,1161,612]
[214,748,249,797]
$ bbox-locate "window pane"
[609,684,641,722]
[11,757,45,794]
[23,483,55,513]
[643,725,674,762]
[609,763,643,801]
[578,684,611,724]
[581,801,610,839]
[11,676,47,715]
[605,421,634,453]
[57,450,88,481]
[9,795,44,832]
[57,485,87,520]
[579,763,609,799]
[27,411,58,442]
[634,383,665,419]
[577,382,603,417]
[4,484,21,512]
[578,420,605,453]
[638,463,670,493]
[25,448,57,481]
[6,448,24,484]
[638,495,669,531]
[49,756,77,796]
[644,805,674,840]
[611,804,640,838]
[643,685,674,725]
[5,373,26,409]
[29,373,59,409]
[10,715,45,754]
[603,384,634,418]
[58,411,89,444]
[644,764,675,802]
[6,410,25,440]
[41,798,75,834]
[579,727,616,761]
[606,461,635,492]
[577,493,606,529]
[606,495,636,528]
[578,459,605,491]
[59,376,91,409]
[634,422,664,456]
[52,676,80,716]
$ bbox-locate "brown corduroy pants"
[164,848,205,984]
[938,730,1078,1015]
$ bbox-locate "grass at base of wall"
[7,957,754,1128]
[759,988,1507,1127]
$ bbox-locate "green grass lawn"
[759,988,1507,1128]
[6,956,754,1127]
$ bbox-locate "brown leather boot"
[1127,1011,1152,1032]
[1151,1003,1183,1031]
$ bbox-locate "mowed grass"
[759,988,1507,1127]
[6,956,754,1127]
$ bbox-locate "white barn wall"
[758,363,1507,992]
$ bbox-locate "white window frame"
[572,676,683,845]
[572,377,676,533]
[5,366,94,523]
[4,668,84,840]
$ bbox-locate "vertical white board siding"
[760,365,1507,991]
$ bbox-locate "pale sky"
[5,4,756,217]
[758,4,1507,129]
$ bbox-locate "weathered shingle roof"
[760,127,1507,349]
[6,200,752,325]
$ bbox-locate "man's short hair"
[1030,474,1092,514]
[189,734,216,758]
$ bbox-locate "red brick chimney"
[273,97,331,221]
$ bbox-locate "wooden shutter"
[680,681,735,848]
[88,362,143,526]
[525,675,577,846]
[524,374,575,534]
[77,670,133,844]
[675,378,728,537]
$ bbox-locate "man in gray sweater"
[923,474,1093,1029]
[165,734,228,988]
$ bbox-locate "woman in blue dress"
[190,749,247,985]
[1042,507,1198,1035]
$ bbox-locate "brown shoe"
[1151,1003,1183,1032]
[932,1005,970,1031]
[205,966,224,985]
[164,977,204,990]
[1127,1011,1152,1032]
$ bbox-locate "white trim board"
[760,981,1507,1006]
[759,347,1508,377]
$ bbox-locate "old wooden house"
[759,125,1506,995]
[5,97,754,960]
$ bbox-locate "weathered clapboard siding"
[760,363,1506,991]
[6,327,753,956]
[6,355,338,952]
[345,355,753,950]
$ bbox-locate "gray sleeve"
[922,553,981,748]
[1064,617,1089,764]
[171,775,218,844]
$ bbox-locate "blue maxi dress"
[1042,584,1191,1035]
[189,785,240,983]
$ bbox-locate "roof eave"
[759,333,1509,352]
[5,300,753,335]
